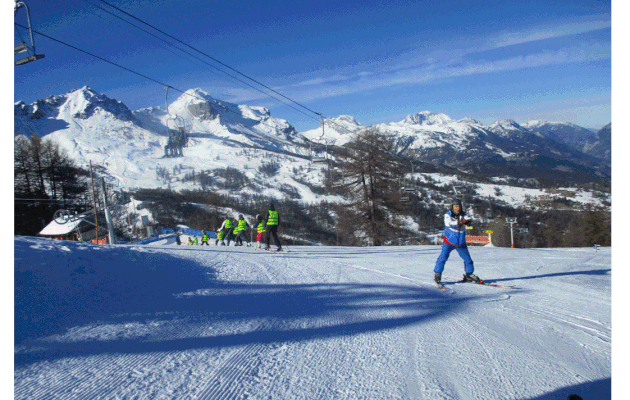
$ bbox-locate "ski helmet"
[452,198,462,207]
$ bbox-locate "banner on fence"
[466,236,490,244]
[91,236,108,245]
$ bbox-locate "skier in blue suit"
[434,198,480,285]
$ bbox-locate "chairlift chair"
[310,114,328,163]
[164,86,189,157]
[14,1,45,66]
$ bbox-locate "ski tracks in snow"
[14,244,611,400]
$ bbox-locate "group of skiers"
[176,203,283,252]
[172,198,481,281]
[216,203,282,251]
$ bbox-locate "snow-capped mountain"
[342,112,609,176]
[522,120,596,153]
[300,115,362,146]
[402,111,453,126]
[583,123,611,161]
[133,88,308,152]
[14,87,611,201]
[14,87,137,138]
[13,87,332,201]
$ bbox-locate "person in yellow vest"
[193,236,198,245]
[188,237,194,245]
[217,217,234,246]
[215,226,225,246]
[265,203,282,251]
[232,218,241,245]
[233,218,239,246]
[201,230,210,246]
[234,214,251,247]
[255,214,266,249]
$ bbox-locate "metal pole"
[101,177,117,244]
[506,218,516,248]
[90,161,99,243]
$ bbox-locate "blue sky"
[12,0,612,131]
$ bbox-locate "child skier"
[255,214,266,249]
[433,198,480,285]
[201,230,210,246]
[215,227,225,246]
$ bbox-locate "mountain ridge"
[14,87,611,197]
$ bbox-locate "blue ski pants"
[434,243,474,274]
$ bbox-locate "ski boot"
[463,273,481,283]
[434,272,442,285]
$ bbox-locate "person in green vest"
[188,237,193,245]
[255,214,266,249]
[215,226,225,246]
[217,217,234,246]
[265,202,282,252]
[193,236,198,245]
[201,230,210,246]
[234,214,251,247]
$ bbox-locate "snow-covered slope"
[14,236,612,399]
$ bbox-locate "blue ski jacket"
[442,210,472,247]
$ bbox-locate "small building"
[38,213,110,243]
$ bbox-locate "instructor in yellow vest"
[265,203,282,252]
[217,217,234,246]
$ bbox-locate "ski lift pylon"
[14,0,45,66]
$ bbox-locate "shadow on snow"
[488,269,611,284]
[15,240,479,367]
[521,377,610,400]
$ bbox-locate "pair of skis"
[436,275,519,290]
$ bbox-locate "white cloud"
[488,15,611,50]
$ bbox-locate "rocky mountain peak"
[402,111,453,126]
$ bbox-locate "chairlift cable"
[13,24,300,134]
[98,0,323,118]
[15,25,30,55]
[80,0,318,123]
[80,0,213,71]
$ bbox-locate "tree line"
[14,135,90,235]
[15,129,610,248]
